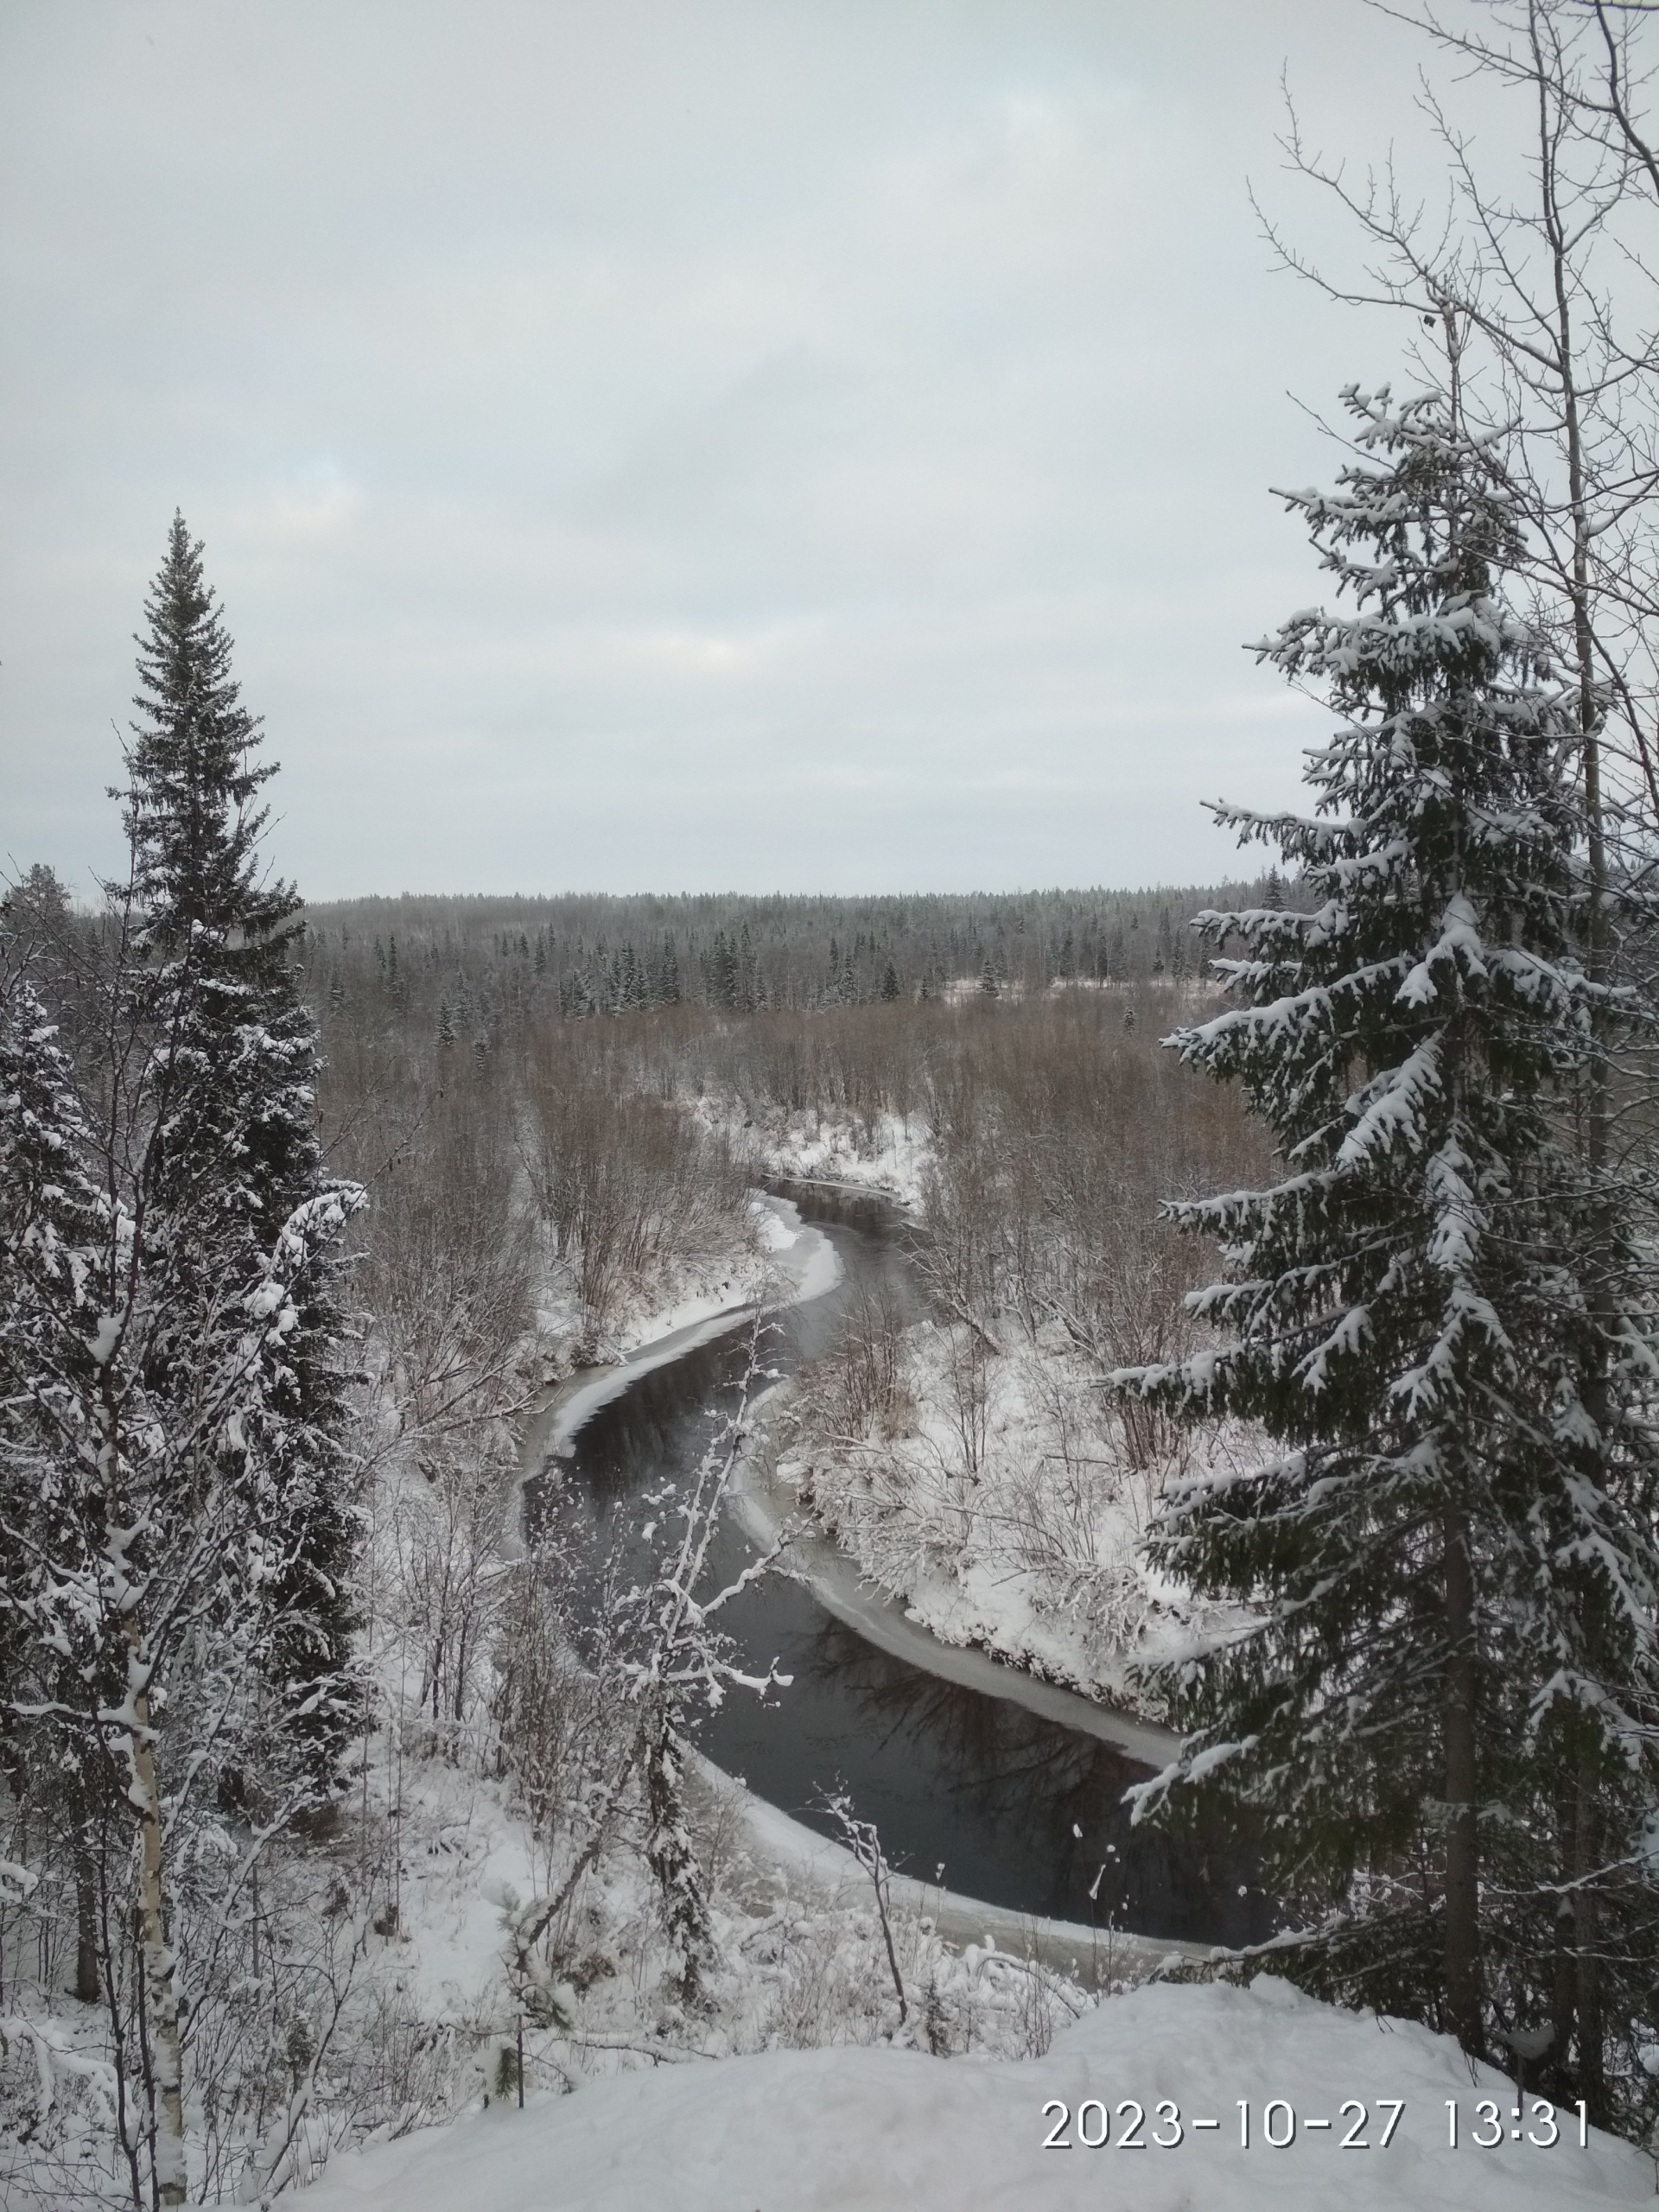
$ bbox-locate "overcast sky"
[1,1,1524,899]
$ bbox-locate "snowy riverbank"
[508,1191,840,1551]
[772,1310,1259,1714]
[683,1097,1253,1715]
[509,1189,1211,1991]
[731,1416,1179,1769]
[515,1165,1185,1772]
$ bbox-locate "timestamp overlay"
[1039,2092,1594,2155]
[1000,1978,1650,2205]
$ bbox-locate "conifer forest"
[12,6,1659,2210]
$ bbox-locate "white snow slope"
[296,1974,1649,2210]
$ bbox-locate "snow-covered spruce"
[0,928,366,2208]
[0,520,367,2208]
[125,513,369,1804]
[1116,388,1659,2125]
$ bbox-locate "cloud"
[1,0,1471,897]
[257,462,365,544]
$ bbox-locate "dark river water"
[528,1182,1268,1948]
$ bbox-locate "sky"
[0,1,1528,900]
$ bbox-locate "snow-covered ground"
[773,1311,1255,1715]
[0,1185,1091,2203]
[603,1189,837,1355]
[13,1107,1649,2208]
[550,1196,833,1414]
[304,1165,1649,2212]
[509,1193,841,1555]
[707,1096,932,1211]
[732,1427,1179,1769]
[690,1097,1250,1712]
[275,1192,1144,2152]
[288,1973,1654,2211]
[523,1188,797,1376]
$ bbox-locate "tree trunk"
[642,1696,712,2009]
[1551,1776,1579,2088]
[125,1619,188,2208]
[73,1811,100,2005]
[1574,1764,1606,2115]
[1557,160,1616,2119]
[1442,1510,1482,2052]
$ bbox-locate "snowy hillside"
[295,1976,1649,2211]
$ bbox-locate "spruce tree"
[704,930,740,1010]
[122,514,365,1801]
[1118,390,1659,2119]
[0,953,105,1999]
[738,922,757,1012]
[658,931,682,1005]
[1,889,364,2198]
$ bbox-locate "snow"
[673,1131,1268,1745]
[85,1310,121,1366]
[772,1313,1258,1716]
[702,1095,933,1212]
[736,1190,847,1308]
[731,1443,1180,1768]
[519,1174,802,1371]
[587,1193,838,1363]
[543,1308,755,1457]
[507,1195,841,1557]
[753,1201,798,1254]
[291,1974,1650,2210]
[536,1199,835,1450]
[693,1746,1194,1984]
[529,1092,1243,1744]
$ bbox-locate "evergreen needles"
[0,516,366,2202]
[1116,387,1659,2126]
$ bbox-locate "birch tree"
[1,518,367,2205]
[2,880,365,2205]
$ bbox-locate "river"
[525,1181,1268,1950]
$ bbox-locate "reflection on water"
[526,1183,1269,1948]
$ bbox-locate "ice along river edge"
[512,1190,1206,1982]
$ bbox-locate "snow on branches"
[1115,387,1659,2119]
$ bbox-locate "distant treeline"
[301,880,1284,1041]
